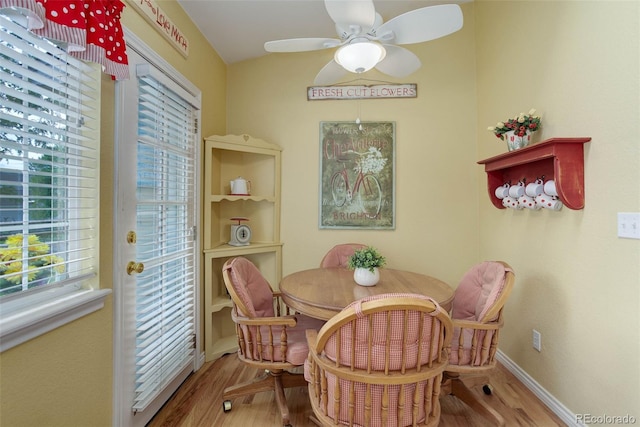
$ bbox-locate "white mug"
[526,179,544,197]
[508,182,525,198]
[494,184,510,199]
[502,196,521,209]
[535,193,563,210]
[543,180,557,197]
[518,194,539,210]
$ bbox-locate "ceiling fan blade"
[325,0,376,30]
[314,60,348,85]
[376,4,463,45]
[264,38,341,53]
[375,45,421,78]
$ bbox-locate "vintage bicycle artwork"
[331,147,384,218]
[319,121,395,229]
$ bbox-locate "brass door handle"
[127,261,144,275]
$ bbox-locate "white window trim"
[0,287,111,351]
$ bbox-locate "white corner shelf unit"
[202,134,283,361]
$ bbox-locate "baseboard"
[496,350,583,426]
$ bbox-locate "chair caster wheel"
[482,384,492,395]
[223,400,232,412]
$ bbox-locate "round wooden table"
[279,267,454,320]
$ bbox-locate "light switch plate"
[618,213,640,239]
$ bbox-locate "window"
[0,12,109,351]
[132,65,198,413]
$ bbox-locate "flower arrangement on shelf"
[487,109,542,141]
[347,246,386,273]
[0,234,65,291]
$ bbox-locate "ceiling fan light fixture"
[334,41,386,74]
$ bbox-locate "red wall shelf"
[477,137,591,210]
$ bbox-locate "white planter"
[353,267,380,286]
[505,130,532,151]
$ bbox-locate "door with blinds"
[113,39,201,427]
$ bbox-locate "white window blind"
[132,68,196,411]
[0,15,98,299]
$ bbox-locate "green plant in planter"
[347,246,386,273]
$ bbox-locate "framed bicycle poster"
[319,121,395,229]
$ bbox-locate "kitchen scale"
[229,217,251,246]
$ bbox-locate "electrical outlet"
[532,329,541,352]
[618,212,640,239]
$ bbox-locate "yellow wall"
[475,0,639,418]
[227,3,479,287]
[0,1,226,426]
[227,0,640,420]
[1,1,638,425]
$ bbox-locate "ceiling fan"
[264,0,463,85]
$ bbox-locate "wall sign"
[128,0,189,57]
[308,84,417,100]
[319,121,395,229]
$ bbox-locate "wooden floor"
[147,353,566,426]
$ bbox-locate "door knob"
[127,261,144,275]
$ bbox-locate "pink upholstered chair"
[444,261,515,426]
[305,293,453,427]
[221,257,325,426]
[320,243,367,268]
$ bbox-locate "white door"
[113,36,201,427]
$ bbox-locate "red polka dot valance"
[0,0,129,80]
